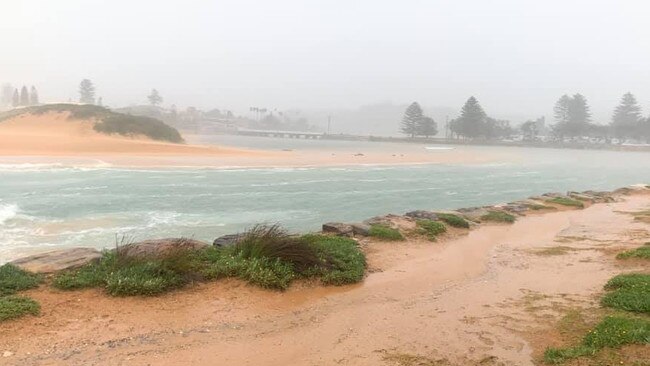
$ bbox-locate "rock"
[10,247,102,273]
[115,238,209,259]
[568,192,595,202]
[322,222,353,237]
[500,202,531,214]
[456,207,490,222]
[404,210,438,221]
[363,214,405,229]
[2,351,13,358]
[350,223,371,236]
[213,233,246,247]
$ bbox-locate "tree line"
[400,92,650,143]
[1,85,39,107]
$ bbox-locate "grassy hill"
[0,104,184,143]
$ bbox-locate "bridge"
[237,128,324,139]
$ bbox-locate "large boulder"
[10,247,102,273]
[213,233,246,247]
[404,210,438,221]
[115,238,209,259]
[322,222,354,237]
[350,223,371,236]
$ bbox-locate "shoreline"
[1,185,648,365]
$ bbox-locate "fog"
[2,0,650,126]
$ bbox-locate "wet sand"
[1,193,648,365]
[0,113,496,168]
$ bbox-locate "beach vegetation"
[616,243,650,260]
[52,225,366,294]
[601,273,650,313]
[0,264,41,296]
[543,315,650,364]
[436,213,470,229]
[480,211,516,223]
[548,197,585,208]
[416,220,447,240]
[0,296,40,322]
[368,224,405,241]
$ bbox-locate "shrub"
[543,315,650,364]
[601,273,650,313]
[0,296,40,322]
[368,225,405,241]
[94,114,183,143]
[480,211,516,223]
[436,213,470,229]
[105,262,185,296]
[616,243,650,260]
[304,235,366,285]
[548,197,585,208]
[0,264,41,296]
[416,220,447,240]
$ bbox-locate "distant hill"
[0,104,184,143]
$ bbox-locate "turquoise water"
[1,141,649,261]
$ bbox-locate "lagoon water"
[1,137,649,262]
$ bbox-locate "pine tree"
[79,79,96,104]
[611,92,642,139]
[455,96,487,139]
[29,86,39,105]
[400,102,423,137]
[553,95,571,126]
[566,93,591,137]
[97,97,103,106]
[416,116,437,138]
[19,86,29,106]
[12,89,19,107]
[1,83,14,106]
[148,89,163,106]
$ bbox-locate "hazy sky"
[2,0,649,122]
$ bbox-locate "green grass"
[543,315,650,364]
[616,243,650,260]
[480,211,516,223]
[436,213,470,229]
[368,224,405,241]
[0,264,42,296]
[416,220,447,240]
[601,273,650,313]
[53,225,367,294]
[0,296,40,322]
[548,197,585,208]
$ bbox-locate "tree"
[416,116,437,138]
[148,89,163,106]
[1,83,13,106]
[400,102,423,137]
[610,92,642,139]
[640,117,650,143]
[552,94,591,138]
[19,86,29,106]
[12,89,19,107]
[97,97,103,107]
[79,79,96,104]
[453,96,487,139]
[29,86,39,105]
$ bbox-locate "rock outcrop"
[213,233,246,247]
[10,247,102,273]
[115,238,209,259]
[322,222,354,237]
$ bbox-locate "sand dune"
[0,112,257,157]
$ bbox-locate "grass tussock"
[548,197,585,208]
[601,273,650,313]
[368,225,405,241]
[543,315,650,364]
[436,213,470,229]
[53,225,367,294]
[416,220,447,241]
[533,246,577,256]
[0,296,40,322]
[480,211,516,223]
[616,243,650,260]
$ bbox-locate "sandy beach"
[0,112,496,168]
[1,191,648,365]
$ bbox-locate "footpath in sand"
[1,194,648,365]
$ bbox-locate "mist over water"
[1,141,649,262]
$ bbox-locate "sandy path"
[1,195,648,365]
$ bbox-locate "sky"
[1,0,649,123]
